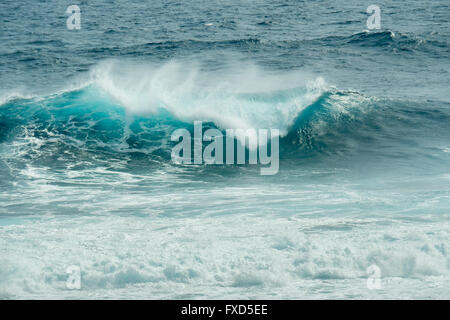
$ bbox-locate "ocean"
[0,0,449,299]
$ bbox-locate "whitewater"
[0,0,449,299]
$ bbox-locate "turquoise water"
[0,0,449,299]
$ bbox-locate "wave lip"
[82,60,329,136]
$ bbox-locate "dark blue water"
[0,0,449,299]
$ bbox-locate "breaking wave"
[1,60,449,167]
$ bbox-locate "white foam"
[1,211,448,299]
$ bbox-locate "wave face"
[1,0,450,300]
